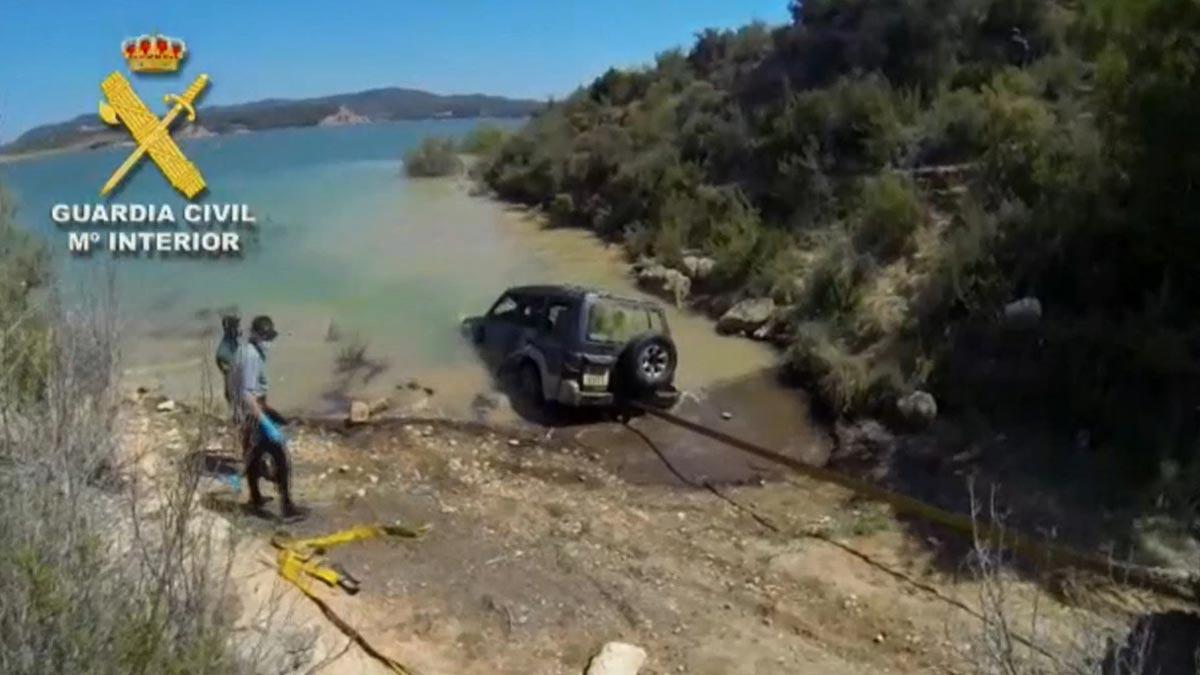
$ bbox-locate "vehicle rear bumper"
[554,380,614,407]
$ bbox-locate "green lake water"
[1,120,776,416]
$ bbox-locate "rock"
[155,399,177,413]
[681,255,716,281]
[367,397,391,415]
[751,306,795,341]
[1003,297,1042,324]
[896,390,938,429]
[716,298,775,336]
[355,488,366,498]
[586,642,647,675]
[348,400,370,424]
[721,411,733,420]
[368,474,379,484]
[636,264,691,306]
[834,420,898,461]
[507,439,520,447]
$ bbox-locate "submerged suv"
[462,285,680,408]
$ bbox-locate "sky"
[0,0,791,143]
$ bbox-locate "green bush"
[404,136,462,177]
[459,124,510,157]
[0,186,50,400]
[850,174,925,260]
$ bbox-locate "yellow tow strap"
[271,522,430,674]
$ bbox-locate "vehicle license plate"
[583,370,609,388]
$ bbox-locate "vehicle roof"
[505,284,661,308]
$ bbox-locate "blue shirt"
[229,342,268,425]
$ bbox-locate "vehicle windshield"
[586,298,665,343]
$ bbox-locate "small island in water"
[1,87,542,157]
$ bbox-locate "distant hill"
[1,87,543,156]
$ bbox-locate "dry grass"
[965,485,1165,675]
[0,284,269,674]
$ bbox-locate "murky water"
[1,121,784,422]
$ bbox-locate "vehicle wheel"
[519,361,543,404]
[618,333,677,393]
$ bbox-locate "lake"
[0,120,777,417]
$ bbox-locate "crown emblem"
[122,34,187,73]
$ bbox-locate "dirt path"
[125,393,1166,674]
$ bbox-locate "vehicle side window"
[547,302,573,339]
[520,297,545,328]
[489,294,520,320]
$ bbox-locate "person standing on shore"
[215,314,240,406]
[230,315,306,520]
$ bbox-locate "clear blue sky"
[0,0,791,143]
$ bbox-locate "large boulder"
[636,264,691,306]
[681,254,716,282]
[750,304,797,342]
[1003,296,1042,325]
[586,642,647,675]
[895,390,938,429]
[716,297,775,336]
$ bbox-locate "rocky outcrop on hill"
[318,105,370,127]
[177,123,216,139]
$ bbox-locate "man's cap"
[250,315,278,340]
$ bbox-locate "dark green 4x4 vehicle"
[462,285,680,409]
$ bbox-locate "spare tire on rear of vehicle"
[615,332,677,396]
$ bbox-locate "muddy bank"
[124,392,1169,675]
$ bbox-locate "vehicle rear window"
[586,299,664,343]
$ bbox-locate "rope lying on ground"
[621,418,1080,666]
[627,401,1200,602]
[270,522,431,675]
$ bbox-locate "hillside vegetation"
[404,136,463,177]
[482,0,1200,501]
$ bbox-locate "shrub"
[0,289,254,674]
[917,87,988,164]
[850,174,926,260]
[459,124,510,157]
[404,136,462,177]
[0,186,50,400]
[548,192,575,226]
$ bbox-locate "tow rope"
[628,401,1200,601]
[270,522,430,674]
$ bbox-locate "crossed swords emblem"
[98,72,210,199]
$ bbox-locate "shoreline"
[0,116,529,165]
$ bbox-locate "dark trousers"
[242,424,293,507]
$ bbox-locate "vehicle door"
[479,292,524,366]
[533,299,575,395]
[481,292,541,367]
